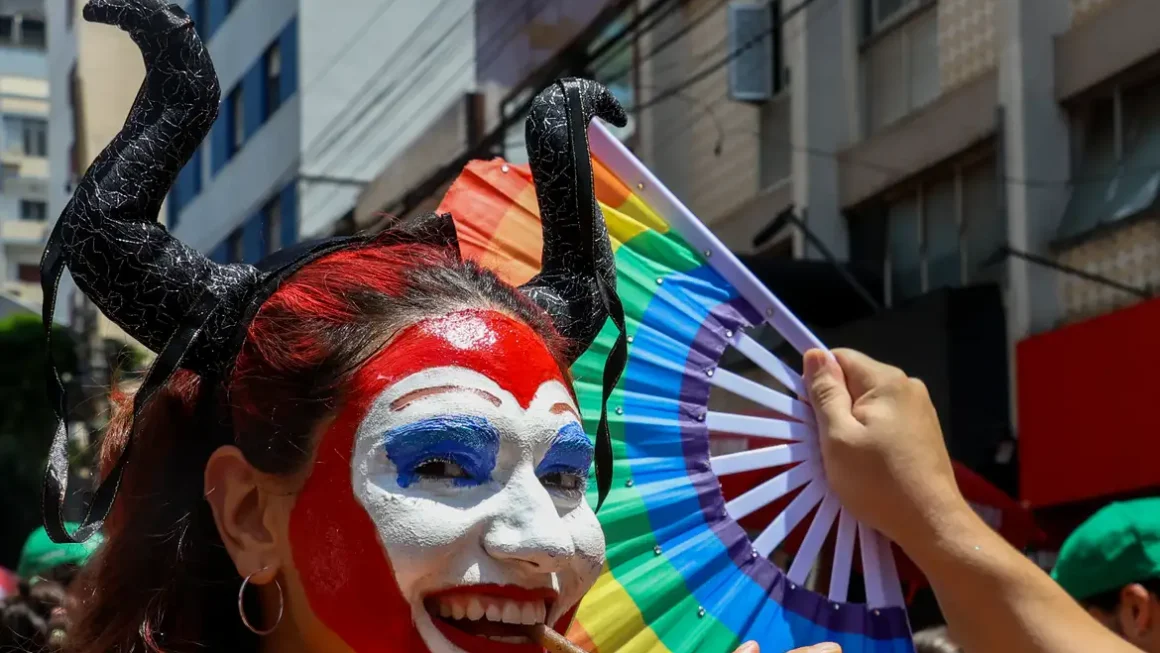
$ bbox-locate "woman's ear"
[204,445,282,583]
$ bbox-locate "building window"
[1058,76,1160,241]
[228,228,244,263]
[17,263,39,283]
[20,199,46,221]
[24,118,46,156]
[863,0,924,37]
[0,16,13,45]
[263,194,282,255]
[852,156,1001,306]
[862,4,938,133]
[5,117,47,156]
[229,87,244,155]
[264,42,282,119]
[20,17,45,49]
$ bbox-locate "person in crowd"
[0,522,101,652]
[44,2,640,652]
[1050,496,1160,652]
[0,579,68,652]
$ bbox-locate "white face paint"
[350,366,605,653]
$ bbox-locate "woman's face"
[287,310,605,653]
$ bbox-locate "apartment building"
[0,0,48,313]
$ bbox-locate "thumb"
[803,350,854,432]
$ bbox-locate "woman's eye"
[413,459,468,480]
[540,471,586,493]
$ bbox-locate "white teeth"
[433,595,549,626]
[520,602,538,625]
[466,597,484,621]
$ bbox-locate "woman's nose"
[482,470,575,571]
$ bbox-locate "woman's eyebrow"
[549,402,580,420]
[389,385,502,411]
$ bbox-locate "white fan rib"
[710,442,816,476]
[829,508,857,603]
[724,461,817,521]
[708,368,816,424]
[859,521,889,608]
[787,492,841,585]
[732,334,808,398]
[751,479,826,557]
[705,412,815,441]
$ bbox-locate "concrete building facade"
[0,0,48,313]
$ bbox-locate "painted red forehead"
[352,308,567,409]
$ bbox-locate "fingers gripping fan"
[440,123,914,651]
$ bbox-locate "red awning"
[1017,297,1160,508]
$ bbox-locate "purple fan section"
[679,299,911,641]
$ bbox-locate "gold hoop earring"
[238,570,284,636]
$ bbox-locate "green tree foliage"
[0,314,78,570]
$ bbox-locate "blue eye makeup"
[536,422,594,495]
[382,415,499,488]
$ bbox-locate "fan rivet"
[704,249,713,258]
[765,307,774,317]
[627,335,634,343]
[615,406,624,415]
[626,479,634,487]
[501,164,510,173]
[873,610,881,617]
[750,550,758,559]
[656,277,664,285]
[637,182,645,190]
[697,607,706,618]
[696,412,706,422]
[724,329,733,338]
[832,603,840,610]
[706,368,715,377]
[789,583,796,590]
[653,545,662,555]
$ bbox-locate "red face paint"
[289,309,570,652]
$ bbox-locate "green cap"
[1052,497,1160,601]
[16,524,103,580]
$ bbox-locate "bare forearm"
[906,503,1135,653]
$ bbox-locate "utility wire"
[309,0,689,212]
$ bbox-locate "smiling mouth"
[424,584,558,653]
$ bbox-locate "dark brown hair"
[67,242,570,653]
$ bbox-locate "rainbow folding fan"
[439,122,913,653]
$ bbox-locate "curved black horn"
[47,0,257,372]
[521,78,627,362]
[521,78,628,512]
[40,0,258,544]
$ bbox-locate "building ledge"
[839,69,997,208]
[1056,0,1160,101]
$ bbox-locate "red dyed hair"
[68,241,570,653]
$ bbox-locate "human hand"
[803,349,968,552]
